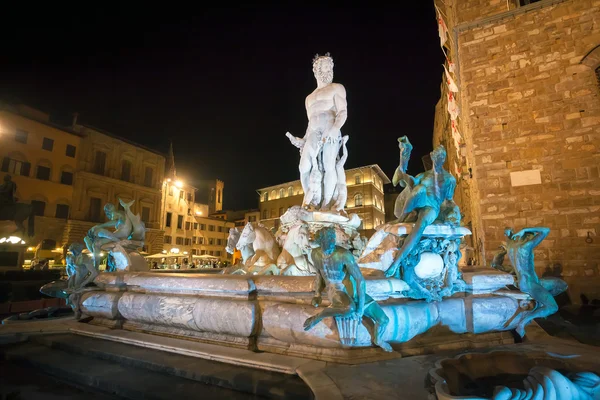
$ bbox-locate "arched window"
[355,174,362,185]
[264,192,269,202]
[271,190,276,199]
[262,209,268,219]
[288,186,294,197]
[279,188,284,198]
[354,193,363,207]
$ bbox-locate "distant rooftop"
[75,123,166,157]
[1,102,166,158]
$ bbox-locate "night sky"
[1,5,443,210]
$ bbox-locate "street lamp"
[175,180,183,188]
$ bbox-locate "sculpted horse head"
[226,227,241,254]
[283,222,312,258]
[237,222,280,266]
[237,223,256,250]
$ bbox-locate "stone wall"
[437,0,600,301]
[456,0,515,24]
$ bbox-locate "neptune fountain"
[24,53,599,400]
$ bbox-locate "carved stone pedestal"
[71,272,532,364]
[359,223,471,301]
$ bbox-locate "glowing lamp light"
[99,252,105,257]
[167,178,171,182]
[170,248,180,254]
[1,236,24,244]
[175,180,183,188]
[162,250,167,254]
[195,211,202,215]
[27,247,35,252]
[183,251,189,255]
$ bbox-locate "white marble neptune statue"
[287,53,348,211]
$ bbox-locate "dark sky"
[1,5,443,210]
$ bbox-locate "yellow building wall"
[0,110,81,216]
[0,109,82,248]
[71,125,165,253]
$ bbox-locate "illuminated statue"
[331,135,349,213]
[277,222,315,276]
[504,227,567,337]
[84,198,146,270]
[494,368,600,400]
[304,226,392,352]
[385,145,460,298]
[391,136,415,222]
[65,242,97,290]
[287,53,348,211]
